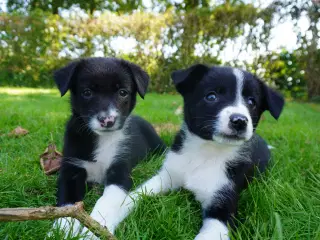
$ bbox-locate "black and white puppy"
[118,64,285,239]
[51,57,165,237]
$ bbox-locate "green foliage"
[272,0,320,100]
[1,0,319,99]
[0,1,274,92]
[0,11,63,87]
[249,50,307,99]
[6,0,146,14]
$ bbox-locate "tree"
[6,0,146,15]
[272,0,320,100]
[7,0,63,14]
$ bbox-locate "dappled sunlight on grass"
[0,87,58,95]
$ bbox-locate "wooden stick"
[0,202,116,240]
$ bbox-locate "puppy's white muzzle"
[213,104,253,145]
[90,108,120,134]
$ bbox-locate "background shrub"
[0,0,319,99]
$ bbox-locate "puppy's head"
[172,64,284,145]
[54,57,149,134]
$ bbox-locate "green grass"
[0,87,319,240]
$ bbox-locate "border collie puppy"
[117,64,285,239]
[51,57,165,236]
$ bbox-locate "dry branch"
[0,202,116,240]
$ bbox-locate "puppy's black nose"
[97,115,116,128]
[229,114,248,132]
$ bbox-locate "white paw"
[88,204,116,235]
[76,185,130,238]
[85,185,128,235]
[80,227,101,240]
[195,219,230,240]
[48,217,82,238]
[78,201,117,240]
[195,231,230,240]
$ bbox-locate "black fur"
[171,129,186,153]
[55,57,165,207]
[172,64,284,141]
[171,64,284,235]
[203,134,271,229]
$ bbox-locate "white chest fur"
[163,133,240,208]
[83,130,127,184]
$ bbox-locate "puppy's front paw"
[79,212,115,240]
[79,227,100,240]
[195,232,229,240]
[195,219,229,240]
[81,227,103,240]
[47,217,82,238]
[85,185,129,236]
[88,208,116,235]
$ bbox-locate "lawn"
[0,87,319,240]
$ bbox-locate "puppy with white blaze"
[117,64,285,239]
[49,57,165,238]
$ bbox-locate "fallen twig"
[0,202,116,240]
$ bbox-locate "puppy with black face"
[51,57,165,237]
[117,64,284,240]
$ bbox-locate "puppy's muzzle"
[229,114,248,133]
[97,115,117,128]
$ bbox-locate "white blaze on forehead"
[97,107,119,119]
[213,68,253,143]
[108,107,118,117]
[232,68,244,104]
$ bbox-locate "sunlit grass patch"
[0,87,58,95]
[0,87,319,240]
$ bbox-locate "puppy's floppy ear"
[258,78,285,120]
[54,61,80,97]
[171,64,209,95]
[121,60,149,99]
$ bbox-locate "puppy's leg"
[57,163,87,205]
[111,166,182,232]
[81,161,133,238]
[194,186,238,240]
[81,165,181,239]
[49,214,82,239]
[135,166,180,195]
[49,163,87,237]
[194,218,230,240]
[80,184,128,239]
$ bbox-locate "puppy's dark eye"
[82,89,92,98]
[205,92,217,102]
[247,97,256,107]
[119,89,128,97]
